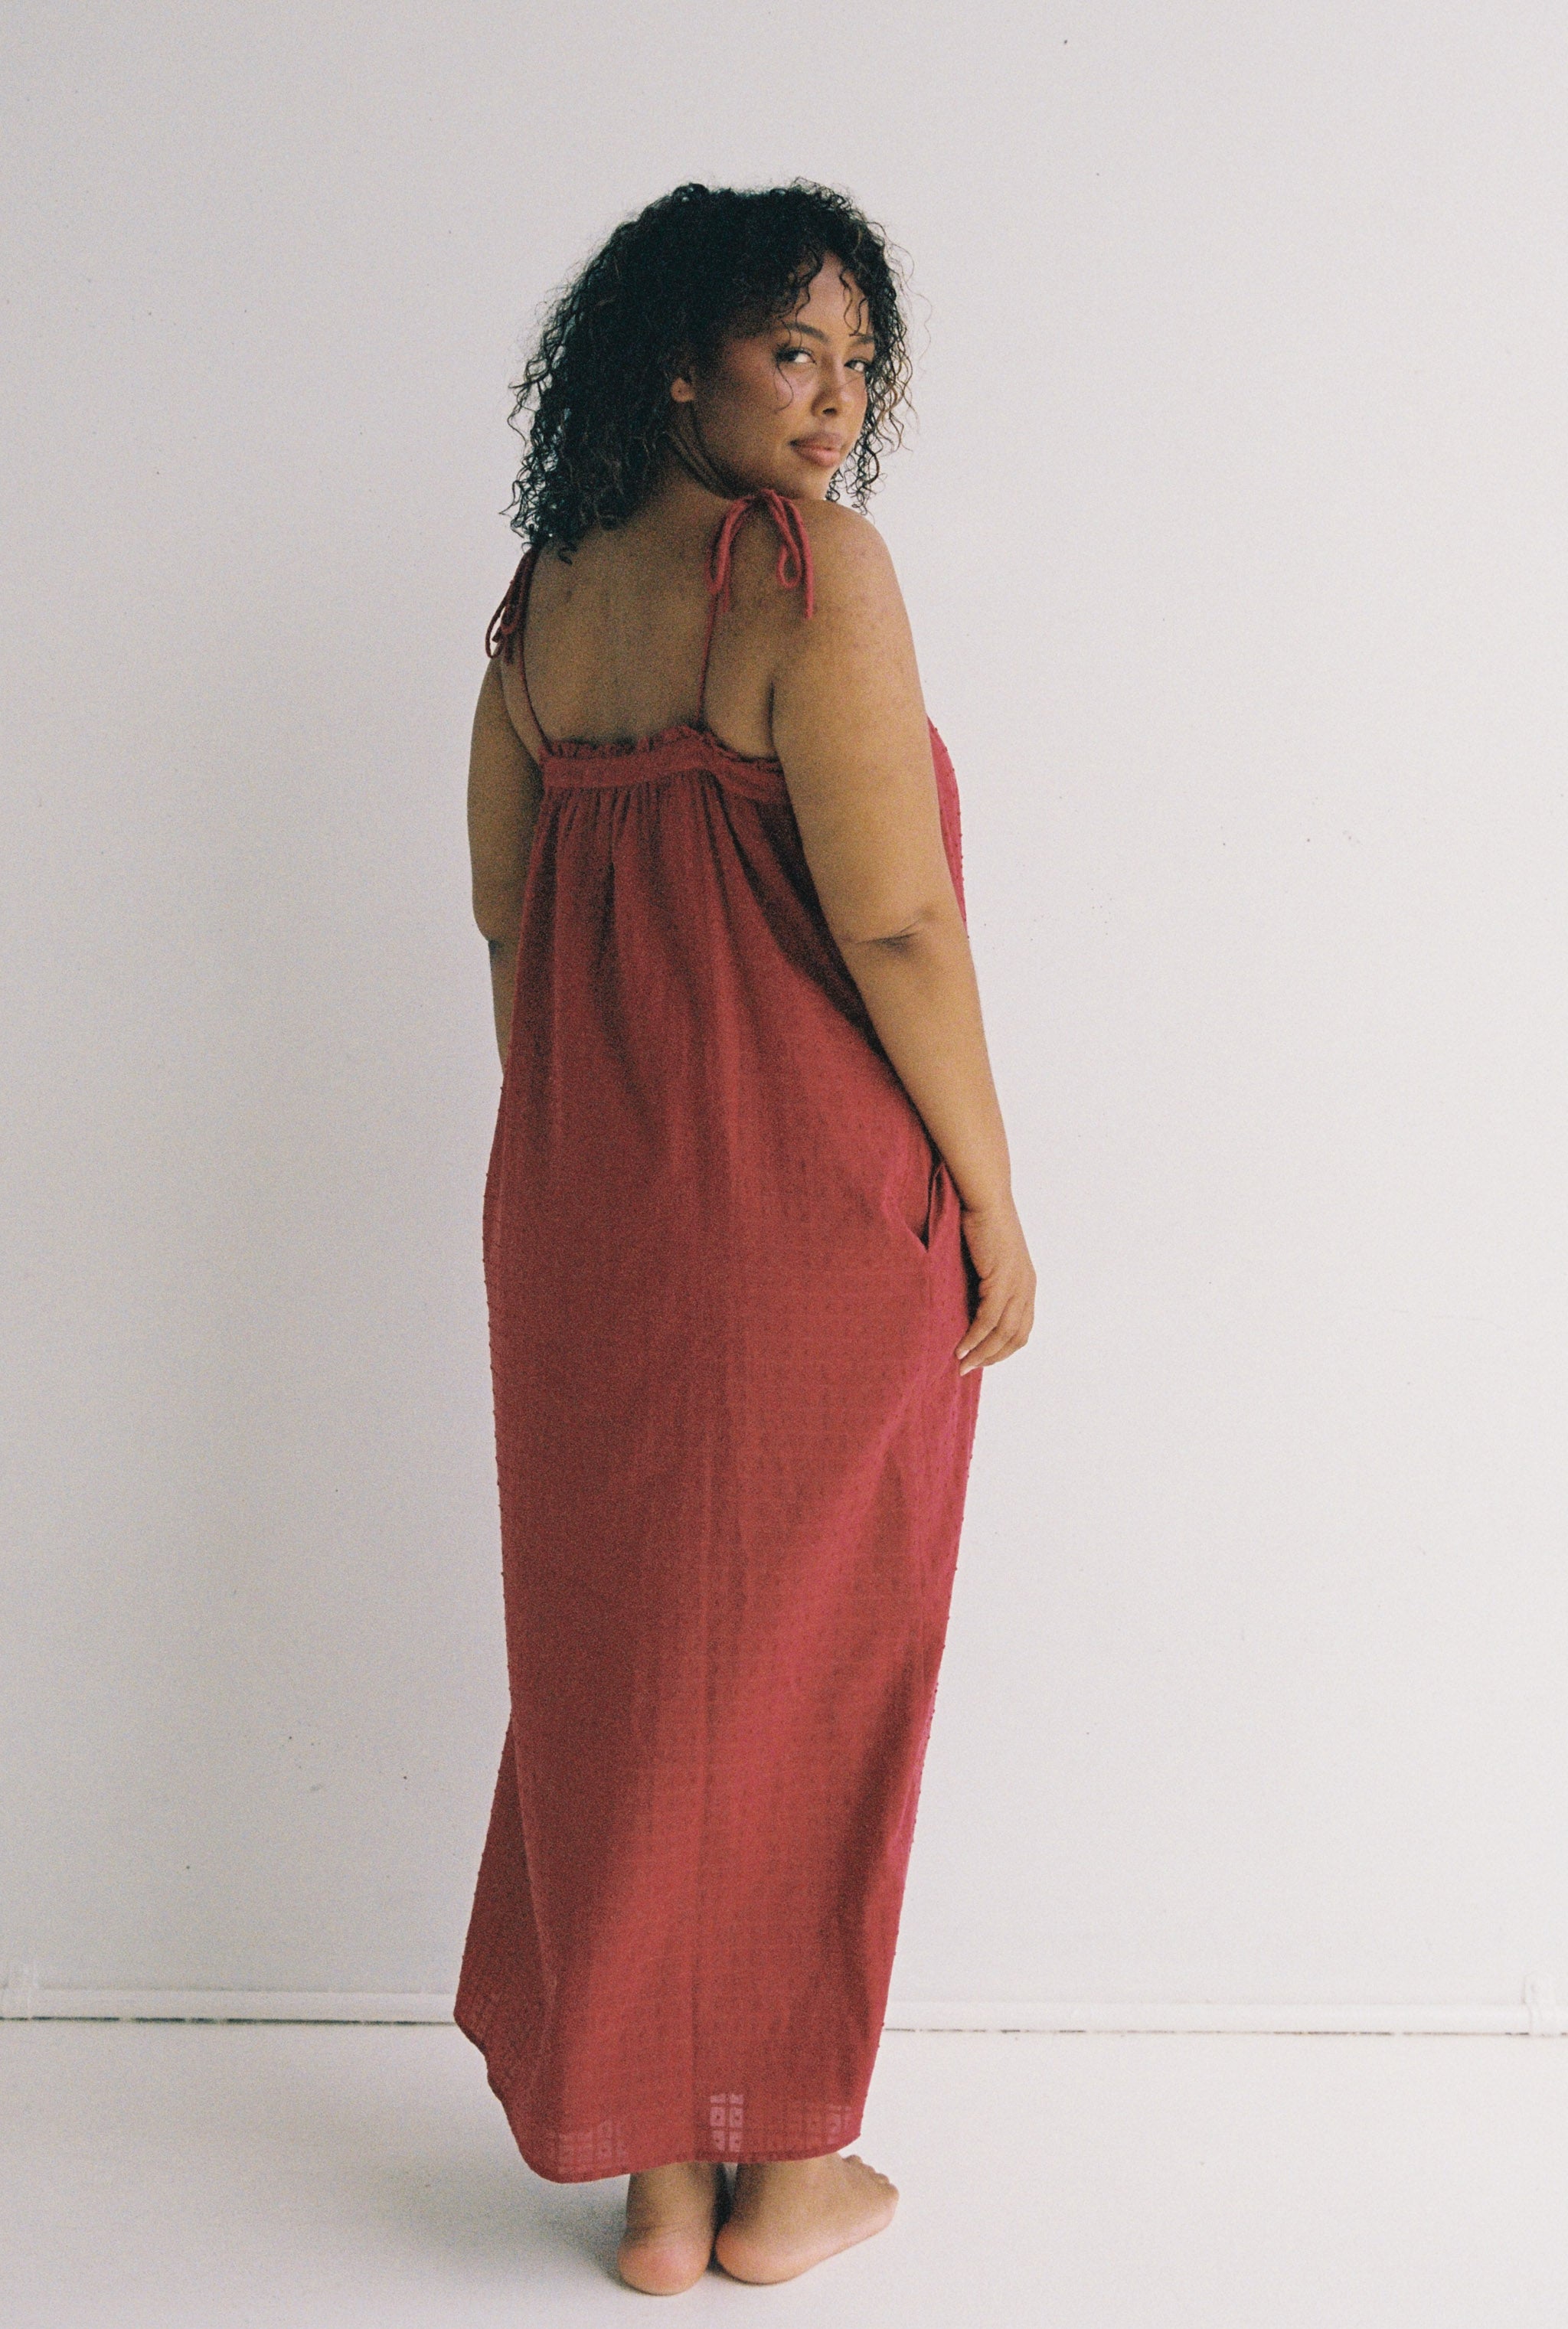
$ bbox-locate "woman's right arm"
[769,504,1035,1377]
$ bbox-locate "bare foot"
[617,2160,728,2295]
[714,2151,898,2284]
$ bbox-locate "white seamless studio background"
[2,0,1564,2033]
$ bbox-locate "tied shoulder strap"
[482,543,553,754]
[485,544,537,666]
[697,489,816,724]
[705,487,816,621]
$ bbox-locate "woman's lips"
[792,439,843,467]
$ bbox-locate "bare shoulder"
[475,648,540,769]
[783,500,914,678]
[794,497,901,606]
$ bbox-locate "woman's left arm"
[467,655,544,1067]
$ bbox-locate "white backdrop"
[3,0,1564,2029]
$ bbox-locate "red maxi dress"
[456,488,983,2182]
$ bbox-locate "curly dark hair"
[498,180,914,554]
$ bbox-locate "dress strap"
[485,545,553,756]
[697,489,816,727]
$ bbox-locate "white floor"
[2,2023,1563,2327]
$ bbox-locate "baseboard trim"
[880,1997,1563,2036]
[2,1988,456,2024]
[3,1985,1561,2036]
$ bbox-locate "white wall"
[3,0,1564,2024]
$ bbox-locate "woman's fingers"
[956,1281,1032,1373]
[953,1199,1037,1374]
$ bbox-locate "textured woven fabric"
[456,493,983,2182]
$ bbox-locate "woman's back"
[496,496,818,765]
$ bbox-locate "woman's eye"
[778,345,871,374]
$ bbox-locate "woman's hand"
[955,1197,1036,1375]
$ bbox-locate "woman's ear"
[668,346,701,407]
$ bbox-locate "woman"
[459,181,1034,2294]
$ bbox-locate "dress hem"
[452,1988,867,2186]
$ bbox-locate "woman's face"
[670,255,874,500]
